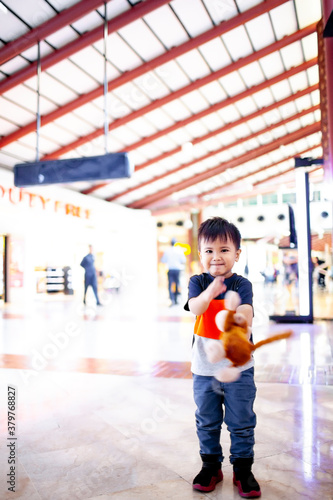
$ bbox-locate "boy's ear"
[235,248,241,262]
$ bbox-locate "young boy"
[184,217,261,498]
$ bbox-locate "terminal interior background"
[0,0,332,499]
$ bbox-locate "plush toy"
[204,290,293,382]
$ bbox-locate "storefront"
[0,168,157,305]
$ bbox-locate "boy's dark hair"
[198,217,241,250]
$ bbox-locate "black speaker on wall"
[14,152,134,187]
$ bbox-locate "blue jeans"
[167,269,181,304]
[84,275,100,304]
[193,368,257,464]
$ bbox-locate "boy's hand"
[207,276,226,300]
[188,276,226,316]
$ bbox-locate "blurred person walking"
[161,238,186,306]
[80,245,102,306]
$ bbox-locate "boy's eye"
[222,249,229,252]
[205,249,212,253]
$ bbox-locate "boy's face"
[198,236,241,278]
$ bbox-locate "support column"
[321,0,333,184]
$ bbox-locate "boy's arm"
[188,276,226,316]
[237,303,253,327]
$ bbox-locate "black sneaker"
[193,463,223,492]
[233,469,261,498]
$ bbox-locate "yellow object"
[174,242,191,255]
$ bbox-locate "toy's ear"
[216,309,228,332]
[224,290,241,311]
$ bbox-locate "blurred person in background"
[80,245,102,306]
[161,238,186,306]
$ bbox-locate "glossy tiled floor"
[0,281,332,499]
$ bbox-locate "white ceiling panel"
[251,88,274,108]
[155,61,190,91]
[278,102,297,119]
[239,62,265,89]
[247,116,267,133]
[0,117,18,135]
[294,0,322,28]
[270,80,292,101]
[217,104,241,123]
[144,5,188,49]
[53,114,96,137]
[45,25,79,49]
[219,71,247,97]
[200,113,225,131]
[302,33,319,60]
[1,56,31,78]
[3,85,56,115]
[259,52,285,79]
[102,33,142,72]
[162,100,192,121]
[133,71,169,100]
[202,0,238,23]
[144,108,175,130]
[112,81,151,110]
[199,38,232,71]
[25,73,78,104]
[185,120,208,138]
[167,128,193,146]
[69,47,117,85]
[39,122,78,145]
[180,90,209,114]
[270,1,297,39]
[171,0,213,37]
[235,96,258,117]
[118,19,165,61]
[71,10,102,34]
[2,141,37,162]
[280,41,305,70]
[245,13,275,50]
[19,131,59,153]
[10,0,55,28]
[46,60,99,94]
[200,81,227,105]
[20,40,54,63]
[0,97,35,125]
[222,26,253,61]
[127,117,157,137]
[0,7,29,41]
[176,50,211,80]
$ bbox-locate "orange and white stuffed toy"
[204,290,292,382]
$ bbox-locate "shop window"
[282,192,296,204]
[312,190,321,201]
[262,193,278,204]
[243,197,257,206]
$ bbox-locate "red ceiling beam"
[118,105,319,203]
[198,141,322,199]
[128,122,321,209]
[0,0,170,94]
[104,86,319,200]
[0,0,110,65]
[38,57,317,162]
[252,164,323,187]
[150,141,322,215]
[0,1,306,148]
